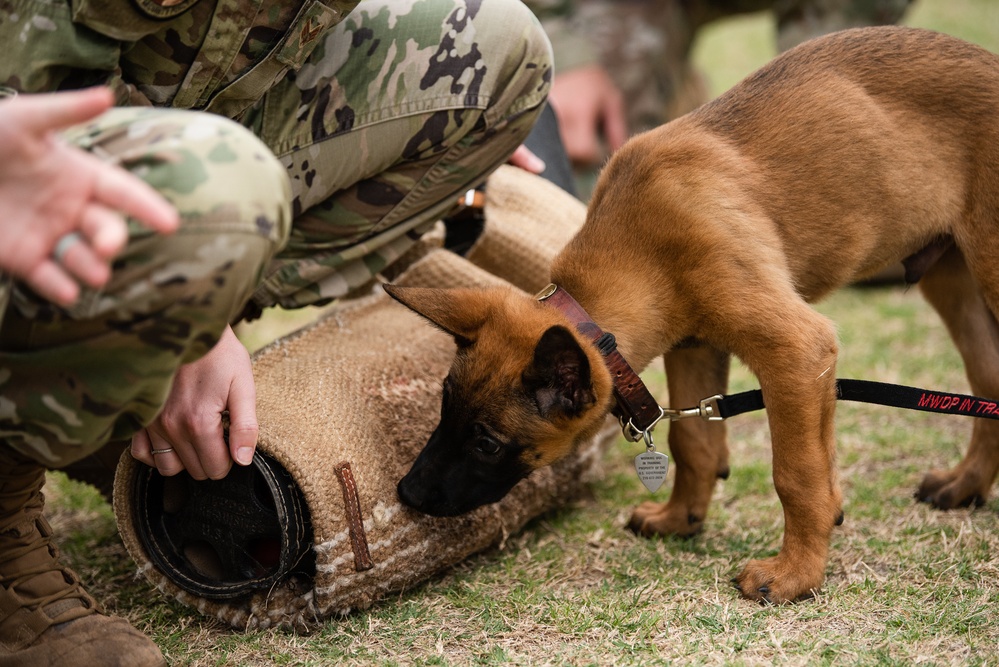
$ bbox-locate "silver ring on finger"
[151,447,175,455]
[52,232,84,264]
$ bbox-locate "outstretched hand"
[0,87,179,306]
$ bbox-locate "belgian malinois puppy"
[385,26,999,603]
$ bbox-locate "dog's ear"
[383,284,493,346]
[522,325,595,419]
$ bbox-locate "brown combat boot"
[0,446,165,667]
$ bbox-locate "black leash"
[536,284,999,433]
[702,379,999,421]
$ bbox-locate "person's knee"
[77,107,292,251]
[512,0,555,71]
[133,110,292,249]
[43,109,292,326]
[467,0,553,116]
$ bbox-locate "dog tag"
[634,450,669,493]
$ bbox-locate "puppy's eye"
[475,438,501,456]
[471,424,503,457]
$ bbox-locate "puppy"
[386,26,999,603]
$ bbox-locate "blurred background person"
[528,0,914,186]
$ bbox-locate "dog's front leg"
[629,345,730,538]
[732,307,843,604]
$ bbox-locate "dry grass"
[43,1,999,664]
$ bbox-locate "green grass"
[45,1,999,665]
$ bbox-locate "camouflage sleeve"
[0,0,169,103]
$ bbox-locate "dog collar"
[535,283,667,442]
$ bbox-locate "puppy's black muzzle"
[397,423,529,517]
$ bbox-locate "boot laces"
[0,498,96,617]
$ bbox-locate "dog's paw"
[915,469,988,510]
[732,556,822,605]
[627,501,703,538]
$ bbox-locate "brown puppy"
[385,26,999,603]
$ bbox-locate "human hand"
[548,65,629,166]
[0,87,179,306]
[130,325,258,480]
[507,144,546,174]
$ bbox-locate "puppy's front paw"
[732,556,822,604]
[915,469,987,510]
[627,501,703,538]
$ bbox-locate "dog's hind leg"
[629,345,730,538]
[916,245,999,508]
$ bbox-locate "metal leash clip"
[665,394,725,422]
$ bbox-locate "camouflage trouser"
[244,0,552,311]
[0,110,292,467]
[0,0,551,467]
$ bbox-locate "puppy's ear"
[383,284,495,346]
[522,325,595,419]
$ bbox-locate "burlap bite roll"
[466,164,587,293]
[113,167,615,632]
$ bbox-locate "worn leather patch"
[131,0,202,20]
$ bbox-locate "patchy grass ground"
[44,1,999,665]
[49,285,999,665]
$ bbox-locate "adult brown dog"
[385,26,999,603]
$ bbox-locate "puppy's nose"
[396,477,425,510]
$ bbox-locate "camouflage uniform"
[0,0,553,466]
[530,0,912,133]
